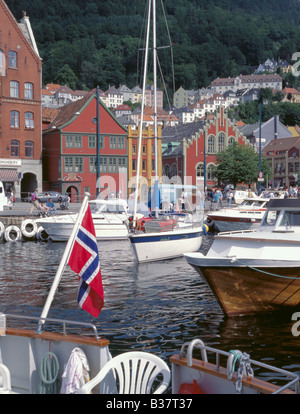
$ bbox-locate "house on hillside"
[42,93,128,201]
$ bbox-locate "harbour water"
[1,233,300,384]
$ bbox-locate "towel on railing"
[60,347,90,394]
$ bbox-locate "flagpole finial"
[84,192,91,198]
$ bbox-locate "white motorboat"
[206,196,270,232]
[36,198,141,241]
[185,199,300,316]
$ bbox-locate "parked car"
[37,192,69,203]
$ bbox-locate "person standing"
[30,188,40,214]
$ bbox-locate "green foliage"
[6,0,300,91]
[215,141,271,186]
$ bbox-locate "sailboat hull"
[129,226,203,262]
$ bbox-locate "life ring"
[4,225,22,242]
[0,221,5,238]
[36,226,50,241]
[21,219,38,239]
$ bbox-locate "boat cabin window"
[278,211,300,227]
[261,209,280,226]
[240,200,252,206]
[90,203,127,214]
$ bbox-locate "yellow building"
[127,125,162,202]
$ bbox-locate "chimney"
[274,115,279,139]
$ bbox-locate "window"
[132,145,136,154]
[109,157,117,172]
[218,132,225,152]
[8,51,17,68]
[11,140,19,157]
[25,141,33,158]
[207,135,215,153]
[25,112,34,129]
[64,157,73,172]
[65,136,73,148]
[207,164,216,180]
[24,83,33,99]
[74,136,82,148]
[10,111,19,128]
[142,159,146,171]
[196,163,204,178]
[0,50,4,67]
[132,159,136,171]
[228,136,235,146]
[118,157,126,168]
[100,157,107,172]
[89,156,97,172]
[74,157,83,172]
[118,137,125,149]
[110,136,117,149]
[88,136,96,148]
[10,81,19,97]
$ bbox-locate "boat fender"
[0,221,5,238]
[21,219,38,239]
[4,225,22,242]
[178,380,204,394]
[36,226,50,241]
[202,224,209,235]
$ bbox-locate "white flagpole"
[36,194,90,333]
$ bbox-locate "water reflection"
[0,236,299,378]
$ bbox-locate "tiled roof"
[43,94,92,131]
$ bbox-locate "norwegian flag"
[68,203,104,317]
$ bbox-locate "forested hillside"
[5,0,300,92]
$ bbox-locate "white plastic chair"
[79,351,171,394]
[0,363,11,394]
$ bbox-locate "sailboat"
[128,0,204,263]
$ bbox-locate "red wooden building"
[42,93,128,202]
[162,108,248,189]
[0,2,42,199]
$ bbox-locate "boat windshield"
[278,211,300,227]
[89,202,127,214]
[261,209,280,226]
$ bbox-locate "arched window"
[10,111,19,128]
[25,112,34,129]
[10,81,19,97]
[228,136,235,146]
[8,51,17,68]
[11,140,20,157]
[207,164,216,180]
[170,163,177,178]
[207,135,215,153]
[25,141,34,158]
[24,82,33,99]
[163,164,170,178]
[218,132,225,152]
[196,163,204,178]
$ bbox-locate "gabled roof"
[262,136,300,153]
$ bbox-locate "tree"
[214,141,271,188]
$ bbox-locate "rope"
[233,258,300,280]
[40,352,60,394]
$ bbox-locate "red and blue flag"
[68,203,104,317]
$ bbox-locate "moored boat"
[185,199,300,316]
[206,196,271,232]
[36,198,141,241]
